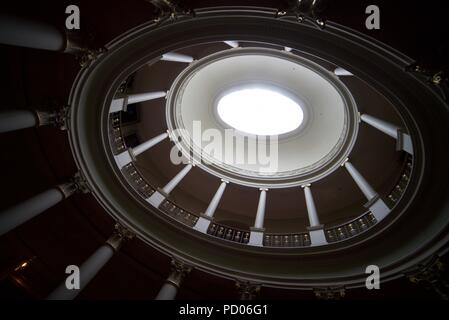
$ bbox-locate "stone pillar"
[194,180,228,233]
[47,224,134,300]
[0,182,77,236]
[147,164,193,208]
[155,259,192,300]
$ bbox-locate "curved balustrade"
[325,212,377,243]
[109,113,126,154]
[122,163,156,198]
[207,223,250,244]
[387,156,413,205]
[263,232,311,247]
[159,199,199,227]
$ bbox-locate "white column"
[114,132,168,169]
[162,164,193,194]
[302,185,327,246]
[204,180,228,218]
[155,260,191,300]
[224,40,239,48]
[109,91,166,113]
[254,189,267,229]
[344,161,377,201]
[248,189,267,247]
[147,164,193,208]
[160,52,193,63]
[360,114,399,139]
[344,160,391,222]
[194,180,228,233]
[334,67,353,76]
[303,185,320,227]
[47,228,131,300]
[361,114,413,155]
[0,183,76,236]
[132,132,168,157]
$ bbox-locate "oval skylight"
[217,88,303,135]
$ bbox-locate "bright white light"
[217,88,303,135]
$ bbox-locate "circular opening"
[217,88,304,135]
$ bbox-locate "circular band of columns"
[68,7,442,289]
[164,46,360,188]
[108,52,413,248]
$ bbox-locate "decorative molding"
[405,256,449,299]
[166,259,192,288]
[106,223,135,251]
[236,280,261,300]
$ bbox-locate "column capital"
[78,48,106,68]
[72,172,90,194]
[220,179,230,184]
[106,223,135,251]
[340,157,349,167]
[405,256,449,299]
[166,259,192,288]
[301,183,311,188]
[235,280,261,300]
[56,182,78,199]
[259,188,268,192]
[35,105,69,130]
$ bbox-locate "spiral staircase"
[1,1,449,300]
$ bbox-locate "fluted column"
[147,163,193,208]
[47,225,134,300]
[0,15,84,53]
[114,132,169,169]
[302,184,327,246]
[343,160,390,222]
[194,180,228,233]
[155,260,192,300]
[0,182,77,236]
[360,114,413,154]
[248,189,267,246]
[109,91,167,113]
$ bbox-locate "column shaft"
[0,15,65,51]
[161,52,193,63]
[303,186,320,227]
[162,164,193,194]
[155,282,178,300]
[127,91,166,105]
[204,181,227,218]
[254,190,267,229]
[344,161,377,200]
[0,110,37,133]
[0,187,65,236]
[132,132,168,157]
[360,114,399,139]
[47,244,115,300]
